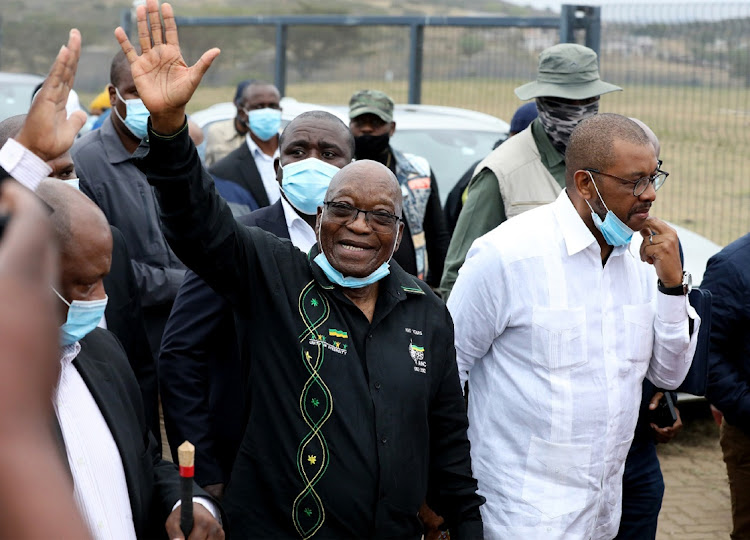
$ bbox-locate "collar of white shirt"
[552,189,633,259]
[245,133,280,161]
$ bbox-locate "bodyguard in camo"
[116,1,484,537]
[440,43,622,299]
[349,90,450,289]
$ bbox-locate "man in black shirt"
[117,2,483,538]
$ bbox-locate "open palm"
[114,0,219,120]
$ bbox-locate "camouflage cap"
[515,43,622,101]
[349,90,394,123]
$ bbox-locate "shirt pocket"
[531,307,587,370]
[622,303,654,363]
[521,436,592,519]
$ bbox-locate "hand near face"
[165,503,224,540]
[638,217,683,287]
[14,29,87,162]
[113,0,220,134]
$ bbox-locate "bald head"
[0,114,27,149]
[565,113,652,189]
[35,179,110,256]
[629,117,660,158]
[328,160,402,216]
[281,111,355,160]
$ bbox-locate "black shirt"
[138,121,484,539]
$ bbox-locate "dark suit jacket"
[160,202,289,487]
[105,225,159,448]
[72,328,218,538]
[208,142,269,208]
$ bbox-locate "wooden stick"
[178,441,195,537]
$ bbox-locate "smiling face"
[316,160,404,278]
[587,138,658,231]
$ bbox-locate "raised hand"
[114,0,220,134]
[14,29,87,162]
[638,216,683,288]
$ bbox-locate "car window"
[390,129,505,205]
[0,81,38,123]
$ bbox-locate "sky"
[502,0,750,21]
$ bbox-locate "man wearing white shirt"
[208,81,282,216]
[448,113,699,539]
[159,111,353,500]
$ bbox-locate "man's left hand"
[164,503,224,540]
[638,217,683,288]
[648,392,683,444]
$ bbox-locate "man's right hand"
[113,0,220,135]
[14,29,86,162]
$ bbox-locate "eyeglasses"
[585,161,669,196]
[323,201,402,233]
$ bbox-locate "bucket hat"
[515,43,621,101]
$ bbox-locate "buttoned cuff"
[656,290,694,324]
[0,138,51,192]
[171,496,222,526]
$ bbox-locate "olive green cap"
[348,89,394,123]
[515,43,622,101]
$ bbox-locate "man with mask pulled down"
[119,2,484,536]
[348,90,449,289]
[160,110,353,500]
[448,114,699,538]
[440,43,621,299]
[72,50,185,359]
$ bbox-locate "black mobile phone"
[649,392,677,428]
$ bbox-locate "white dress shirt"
[280,196,316,252]
[246,134,280,205]
[448,191,699,540]
[55,343,138,540]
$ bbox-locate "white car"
[0,72,45,123]
[190,97,510,204]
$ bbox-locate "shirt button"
[375,382,381,390]
[381,436,387,444]
[368,334,373,340]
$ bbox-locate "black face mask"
[354,133,391,162]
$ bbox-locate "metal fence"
[123,3,750,247]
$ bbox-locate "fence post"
[408,23,424,104]
[559,5,576,44]
[583,6,601,59]
[275,23,287,97]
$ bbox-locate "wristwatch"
[658,271,692,296]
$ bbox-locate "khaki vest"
[474,127,562,220]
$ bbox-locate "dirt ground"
[657,401,732,539]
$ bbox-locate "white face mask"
[61,178,80,190]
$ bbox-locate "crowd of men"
[1,0,748,538]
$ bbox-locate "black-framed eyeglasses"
[585,161,669,196]
[323,201,402,233]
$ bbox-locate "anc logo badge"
[410,340,427,374]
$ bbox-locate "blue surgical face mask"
[313,220,398,288]
[114,87,150,139]
[62,178,80,190]
[280,158,340,215]
[246,107,281,141]
[584,171,634,246]
[54,288,108,346]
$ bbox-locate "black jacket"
[208,141,269,208]
[138,122,483,538]
[105,225,159,447]
[159,201,289,486]
[702,232,750,433]
[69,329,220,538]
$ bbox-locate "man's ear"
[274,157,281,185]
[388,121,396,137]
[394,220,405,252]
[108,84,117,109]
[574,170,596,202]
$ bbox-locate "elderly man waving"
[115,2,483,538]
